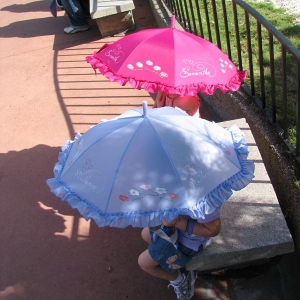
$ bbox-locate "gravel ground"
[251,0,300,24]
[270,0,300,15]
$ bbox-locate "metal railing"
[163,0,300,162]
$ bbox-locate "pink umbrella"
[86,15,247,96]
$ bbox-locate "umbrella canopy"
[47,101,254,228]
[86,16,247,96]
[47,102,254,228]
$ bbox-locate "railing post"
[282,47,288,139]
[296,61,300,158]
[245,11,255,96]
[257,22,266,109]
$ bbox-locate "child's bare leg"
[138,249,178,281]
[141,227,151,244]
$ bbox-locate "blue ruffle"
[46,125,254,228]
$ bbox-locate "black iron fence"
[163,0,300,162]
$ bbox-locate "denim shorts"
[148,233,203,273]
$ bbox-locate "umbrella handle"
[142,101,148,117]
[171,15,175,29]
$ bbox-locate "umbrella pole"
[171,15,175,28]
[143,101,148,117]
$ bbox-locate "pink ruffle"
[86,55,247,96]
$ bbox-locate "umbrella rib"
[154,117,241,169]
[68,120,137,165]
[61,119,140,213]
[104,119,143,214]
[147,118,186,198]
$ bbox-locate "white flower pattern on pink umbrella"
[127,64,134,70]
[126,60,169,78]
[219,58,233,74]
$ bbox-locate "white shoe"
[64,24,89,34]
[168,271,197,300]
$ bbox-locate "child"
[138,209,221,300]
[153,92,201,118]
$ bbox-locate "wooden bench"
[185,118,294,272]
[89,0,135,37]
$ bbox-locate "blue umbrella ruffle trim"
[46,125,255,228]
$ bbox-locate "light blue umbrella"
[47,101,254,228]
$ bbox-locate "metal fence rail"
[163,0,300,162]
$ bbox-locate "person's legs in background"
[61,0,90,33]
[79,0,90,18]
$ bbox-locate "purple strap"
[186,219,195,234]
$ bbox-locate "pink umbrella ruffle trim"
[86,55,247,96]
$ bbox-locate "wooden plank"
[95,10,135,37]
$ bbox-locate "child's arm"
[153,92,166,108]
[162,216,221,238]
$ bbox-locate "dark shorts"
[148,232,203,273]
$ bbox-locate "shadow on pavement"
[1,1,56,13]
[0,145,177,299]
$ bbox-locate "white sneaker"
[64,24,89,34]
[168,271,197,300]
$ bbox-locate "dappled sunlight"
[77,218,91,241]
[210,200,293,250]
[193,271,229,300]
[53,107,252,229]
[0,282,25,299]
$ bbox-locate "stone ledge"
[185,118,294,272]
[90,0,135,37]
[89,0,135,19]
[203,88,300,259]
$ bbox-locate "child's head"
[168,94,200,112]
